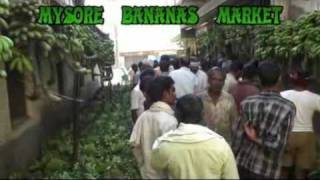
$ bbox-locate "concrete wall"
[123,55,149,69]
[273,0,320,20]
[0,63,12,144]
[289,0,320,19]
[0,60,102,177]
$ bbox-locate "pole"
[72,72,81,163]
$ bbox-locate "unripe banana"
[41,41,51,51]
[2,51,8,61]
[2,35,13,47]
[0,17,8,30]
[17,59,23,72]
[35,32,42,39]
[0,0,9,8]
[9,21,22,30]
[0,42,4,54]
[21,35,27,41]
[0,7,5,14]
[0,37,9,52]
[0,70,7,78]
[21,27,28,33]
[27,32,35,39]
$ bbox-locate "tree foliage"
[197,11,320,75]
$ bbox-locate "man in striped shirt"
[231,61,296,179]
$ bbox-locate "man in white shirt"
[134,60,153,87]
[189,57,208,95]
[281,70,320,179]
[169,57,198,98]
[130,69,155,123]
[155,55,172,77]
[129,63,138,87]
[130,76,178,179]
[223,60,243,93]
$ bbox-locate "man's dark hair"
[180,57,190,67]
[160,55,170,72]
[138,61,143,71]
[160,55,170,62]
[175,94,203,124]
[146,76,174,103]
[139,69,155,81]
[288,66,310,88]
[153,60,159,68]
[140,76,155,93]
[201,60,210,72]
[171,57,181,70]
[189,56,198,63]
[242,62,258,81]
[131,63,138,73]
[230,60,243,72]
[208,58,218,69]
[258,61,281,87]
[131,63,138,68]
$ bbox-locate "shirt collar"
[152,123,223,149]
[180,67,190,71]
[260,90,280,96]
[204,90,226,102]
[149,101,174,115]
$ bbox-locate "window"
[6,69,27,128]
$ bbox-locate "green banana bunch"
[9,21,53,43]
[0,6,9,16]
[0,0,9,7]
[0,69,6,78]
[0,0,9,31]
[68,38,84,54]
[9,49,33,73]
[45,32,72,60]
[10,0,39,22]
[0,0,9,15]
[0,17,8,30]
[0,35,13,62]
[8,0,44,44]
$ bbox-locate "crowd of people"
[128,55,320,179]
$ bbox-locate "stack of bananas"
[0,34,32,74]
[47,26,85,63]
[49,33,69,59]
[9,0,39,22]
[8,0,54,54]
[0,0,11,78]
[0,35,13,61]
[0,0,9,31]
[0,35,13,77]
[63,26,85,55]
[0,0,12,61]
[9,49,33,73]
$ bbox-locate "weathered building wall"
[0,0,107,177]
[289,0,320,19]
[273,0,320,20]
[0,120,41,177]
[0,61,101,177]
[0,63,12,144]
[123,55,149,69]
